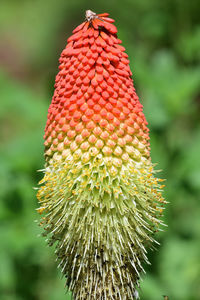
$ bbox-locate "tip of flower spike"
[85,10,97,22]
[85,10,111,21]
[71,10,117,35]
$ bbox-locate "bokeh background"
[0,0,200,299]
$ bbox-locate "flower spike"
[37,10,166,300]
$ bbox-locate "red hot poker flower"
[37,10,166,300]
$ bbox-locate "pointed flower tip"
[85,10,97,22]
[72,10,117,35]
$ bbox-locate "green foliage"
[0,0,200,299]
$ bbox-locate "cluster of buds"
[37,10,166,300]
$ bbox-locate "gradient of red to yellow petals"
[43,12,150,165]
[37,11,166,300]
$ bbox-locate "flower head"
[37,11,166,299]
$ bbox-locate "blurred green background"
[0,0,200,299]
